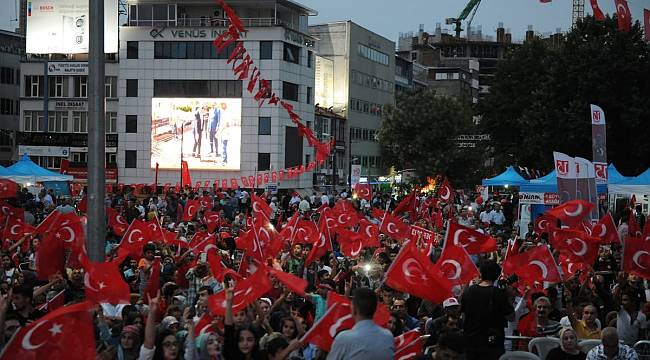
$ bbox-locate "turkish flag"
[550,229,599,265]
[106,207,129,236]
[0,179,18,199]
[335,228,366,258]
[299,302,354,351]
[305,219,333,267]
[502,239,520,276]
[622,236,650,279]
[200,195,214,210]
[279,211,300,244]
[393,191,418,222]
[188,231,217,254]
[204,210,221,233]
[182,199,200,222]
[508,245,562,284]
[146,217,165,243]
[358,219,380,247]
[615,0,632,32]
[331,208,360,229]
[207,269,273,315]
[51,213,85,252]
[143,258,161,304]
[629,213,642,238]
[206,248,241,283]
[438,178,455,203]
[162,229,188,248]
[333,199,354,215]
[559,254,591,282]
[83,260,131,304]
[590,0,606,20]
[3,216,34,243]
[372,209,411,240]
[76,196,87,213]
[394,337,423,360]
[251,194,273,225]
[643,217,650,241]
[384,241,452,304]
[591,213,620,244]
[181,160,192,186]
[446,221,497,255]
[433,244,479,285]
[293,220,320,245]
[394,329,421,354]
[353,183,372,201]
[193,314,220,338]
[265,266,308,297]
[36,230,66,280]
[117,219,153,259]
[643,9,650,42]
[0,301,96,360]
[37,290,65,312]
[534,214,558,234]
[546,200,595,227]
[34,209,60,235]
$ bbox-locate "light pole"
[322,132,335,192]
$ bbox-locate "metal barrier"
[634,340,650,360]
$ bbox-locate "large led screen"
[26,0,118,54]
[151,98,241,171]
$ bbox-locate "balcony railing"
[127,17,276,28]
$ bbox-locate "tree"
[378,90,484,186]
[481,16,650,175]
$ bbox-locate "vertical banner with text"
[350,165,362,187]
[554,151,577,204]
[590,104,608,184]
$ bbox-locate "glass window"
[73,111,87,133]
[105,76,117,98]
[125,115,137,133]
[258,117,271,135]
[125,150,137,168]
[106,112,117,133]
[74,76,87,98]
[306,87,312,104]
[283,43,300,64]
[126,79,138,97]
[258,153,270,171]
[260,41,273,60]
[282,82,299,102]
[307,51,313,68]
[127,41,139,59]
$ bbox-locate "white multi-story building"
[18,0,318,189]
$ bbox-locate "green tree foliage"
[378,90,484,186]
[481,16,650,175]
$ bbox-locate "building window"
[154,80,242,98]
[283,43,300,64]
[154,41,238,59]
[307,51,313,68]
[258,117,271,135]
[74,76,88,98]
[125,150,137,168]
[23,111,44,132]
[48,76,67,98]
[106,153,117,165]
[357,44,389,66]
[306,87,312,104]
[73,111,87,133]
[127,41,139,59]
[126,79,138,97]
[257,153,270,171]
[305,154,310,166]
[106,112,117,133]
[32,156,61,169]
[0,67,14,84]
[71,152,87,163]
[260,41,273,60]
[0,99,14,115]
[282,81,299,102]
[105,76,117,98]
[48,111,68,132]
[125,115,138,133]
[25,76,43,97]
[258,80,272,99]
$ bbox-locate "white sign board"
[47,62,88,75]
[26,0,118,54]
[350,165,361,187]
[18,145,69,157]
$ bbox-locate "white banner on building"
[350,165,361,187]
[18,146,69,157]
[47,62,88,75]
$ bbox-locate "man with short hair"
[586,327,638,360]
[327,287,394,360]
[392,297,419,330]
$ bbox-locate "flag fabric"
[589,0,605,21]
[394,329,421,354]
[325,292,391,327]
[206,249,241,283]
[117,219,154,259]
[207,269,273,315]
[304,220,333,267]
[76,196,87,213]
[394,337,423,360]
[181,160,192,186]
[438,178,454,204]
[36,229,65,280]
[143,259,161,304]
[37,290,65,312]
[182,199,201,222]
[265,266,308,297]
[559,254,591,282]
[432,244,479,285]
[644,9,650,42]
[0,179,19,199]
[353,183,372,201]
[251,194,273,225]
[592,213,621,244]
[372,209,411,241]
[279,211,300,244]
[358,219,380,248]
[383,241,452,304]
[293,220,320,245]
[0,301,96,360]
[335,227,366,258]
[534,214,557,234]
[615,0,632,32]
[2,216,34,243]
[299,302,354,352]
[550,229,599,265]
[83,260,131,304]
[393,191,418,222]
[629,212,642,238]
[622,236,650,279]
[331,208,360,229]
[106,207,129,236]
[507,245,562,284]
[204,210,222,233]
[546,200,595,227]
[446,221,497,255]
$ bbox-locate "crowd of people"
[0,183,648,360]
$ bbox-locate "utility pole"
[86,0,106,262]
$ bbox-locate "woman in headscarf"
[117,325,142,360]
[195,332,224,360]
[545,327,586,360]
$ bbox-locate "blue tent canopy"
[482,166,528,186]
[607,164,631,184]
[521,164,629,194]
[608,168,650,194]
[3,154,73,182]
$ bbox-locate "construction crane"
[446,0,483,39]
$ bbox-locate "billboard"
[151,98,241,171]
[26,0,118,54]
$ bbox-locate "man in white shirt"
[489,204,506,226]
[479,204,492,224]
